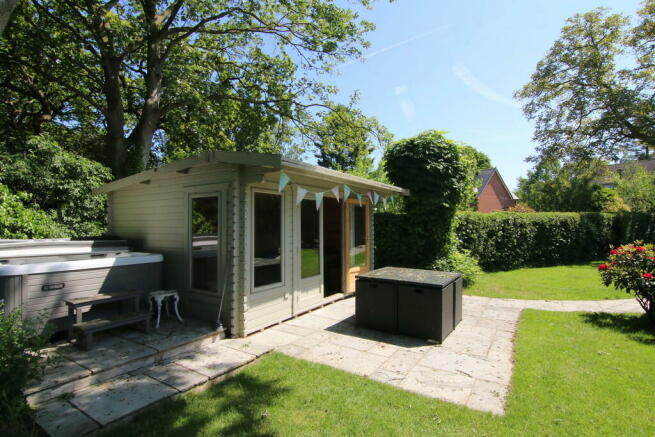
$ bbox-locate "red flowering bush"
[599,242,655,321]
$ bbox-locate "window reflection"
[191,196,219,292]
[254,193,282,287]
[300,199,320,278]
[349,203,367,268]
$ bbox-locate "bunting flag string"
[276,171,398,209]
[296,187,307,205]
[315,192,324,210]
[278,171,290,192]
[331,186,340,203]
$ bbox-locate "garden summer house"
[95,151,409,337]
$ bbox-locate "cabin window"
[349,203,367,268]
[253,192,282,288]
[300,199,320,278]
[190,195,219,292]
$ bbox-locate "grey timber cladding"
[108,162,236,327]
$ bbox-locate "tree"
[1,1,375,178]
[382,130,468,265]
[311,104,391,174]
[458,144,491,170]
[516,2,655,164]
[614,161,655,212]
[0,184,67,239]
[0,135,112,236]
[457,144,492,210]
[516,159,609,212]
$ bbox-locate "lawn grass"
[101,310,655,437]
[300,248,320,278]
[465,262,628,300]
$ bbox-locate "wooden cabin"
[95,151,408,337]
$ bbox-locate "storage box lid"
[357,267,461,288]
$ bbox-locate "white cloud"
[393,84,415,121]
[340,25,450,67]
[399,100,416,122]
[394,84,408,96]
[451,64,520,108]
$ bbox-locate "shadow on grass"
[581,312,655,345]
[102,372,289,437]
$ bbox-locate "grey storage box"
[356,267,462,343]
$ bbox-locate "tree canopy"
[457,144,492,210]
[516,1,655,164]
[311,104,392,174]
[1,0,377,178]
[515,159,627,212]
[614,162,655,212]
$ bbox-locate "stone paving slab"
[144,362,209,392]
[56,336,157,374]
[174,344,257,379]
[70,374,178,426]
[26,352,92,395]
[35,400,99,437]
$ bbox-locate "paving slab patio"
[32,295,642,435]
[242,295,642,415]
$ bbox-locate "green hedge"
[454,212,655,271]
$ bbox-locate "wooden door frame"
[293,193,324,312]
[343,198,370,292]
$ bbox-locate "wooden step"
[66,290,142,308]
[73,312,150,333]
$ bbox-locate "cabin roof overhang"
[94,150,409,196]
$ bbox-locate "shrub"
[598,242,655,321]
[382,130,468,267]
[0,184,68,239]
[506,203,535,213]
[456,212,618,271]
[432,248,482,287]
[0,304,49,434]
[0,135,112,237]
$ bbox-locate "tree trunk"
[103,56,128,178]
[0,0,18,35]
[127,12,163,173]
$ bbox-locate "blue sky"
[316,0,643,190]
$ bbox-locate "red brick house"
[475,168,517,212]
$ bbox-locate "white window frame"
[188,192,221,294]
[251,188,285,293]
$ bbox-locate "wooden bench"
[65,291,150,349]
[72,312,151,350]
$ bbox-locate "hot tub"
[0,240,163,330]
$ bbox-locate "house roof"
[475,168,518,200]
[94,150,409,196]
[606,159,655,174]
[593,159,655,186]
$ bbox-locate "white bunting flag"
[356,193,363,206]
[315,192,324,210]
[366,191,373,204]
[382,196,388,209]
[278,171,290,192]
[296,187,307,205]
[343,185,351,201]
[331,186,340,202]
[373,191,380,205]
